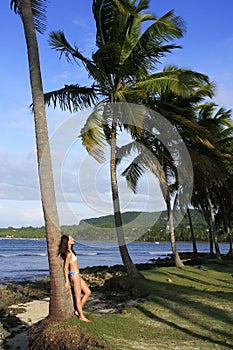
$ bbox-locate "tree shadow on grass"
[150,291,233,340]
[136,304,233,349]
[166,270,233,291]
[204,259,233,274]
[134,272,233,347]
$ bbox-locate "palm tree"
[118,120,191,267]
[216,175,233,255]
[118,77,215,266]
[10,0,73,319]
[191,104,233,259]
[186,208,198,255]
[44,0,214,274]
[200,106,233,256]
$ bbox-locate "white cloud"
[0,107,192,227]
[215,84,233,112]
[0,152,40,201]
[0,200,44,228]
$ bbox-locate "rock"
[103,276,134,291]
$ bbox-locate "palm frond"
[93,0,136,47]
[49,31,96,77]
[92,0,137,78]
[119,10,185,77]
[121,145,167,193]
[137,66,210,98]
[111,0,137,15]
[192,82,216,99]
[115,140,139,166]
[113,87,147,103]
[121,154,147,193]
[140,10,185,43]
[44,84,97,112]
[10,0,47,34]
[117,102,146,135]
[191,150,228,182]
[80,106,107,162]
[135,0,150,12]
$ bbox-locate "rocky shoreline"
[0,263,145,349]
[0,252,222,349]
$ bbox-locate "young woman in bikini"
[59,235,91,322]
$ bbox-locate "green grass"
[78,260,233,350]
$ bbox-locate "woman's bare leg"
[80,277,91,307]
[71,275,91,322]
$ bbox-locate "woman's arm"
[64,252,71,291]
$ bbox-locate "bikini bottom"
[69,271,79,277]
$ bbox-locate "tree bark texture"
[20,0,73,319]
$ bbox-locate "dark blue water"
[0,238,229,282]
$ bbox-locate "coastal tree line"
[0,208,210,241]
[10,0,233,322]
[2,208,225,242]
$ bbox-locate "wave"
[0,253,47,258]
[78,252,98,256]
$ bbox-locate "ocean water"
[0,238,229,282]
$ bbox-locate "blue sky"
[0,0,232,228]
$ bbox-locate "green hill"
[79,210,167,228]
[64,209,208,242]
[0,209,212,242]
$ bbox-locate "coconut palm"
[191,104,233,258]
[10,0,74,319]
[118,118,198,267]
[186,208,198,255]
[44,0,214,275]
[152,90,233,261]
[125,137,187,267]
[117,78,215,266]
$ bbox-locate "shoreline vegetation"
[1,252,233,349]
[0,210,230,243]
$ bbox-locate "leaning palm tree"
[119,133,186,267]
[191,104,233,259]
[10,0,74,319]
[216,172,233,255]
[44,0,213,276]
[117,77,215,266]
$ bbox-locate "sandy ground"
[5,298,49,350]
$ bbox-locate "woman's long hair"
[58,234,76,261]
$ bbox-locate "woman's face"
[68,236,74,245]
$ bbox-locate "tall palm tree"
[118,120,198,267]
[216,174,233,255]
[44,0,214,275]
[118,78,215,266]
[185,208,198,255]
[117,125,183,267]
[191,104,233,259]
[10,0,73,319]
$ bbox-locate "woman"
[58,235,91,322]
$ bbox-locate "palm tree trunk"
[222,203,233,256]
[186,208,198,255]
[110,117,142,278]
[208,226,214,256]
[20,0,73,319]
[228,232,233,256]
[164,190,183,268]
[160,166,183,268]
[205,187,221,260]
[201,204,214,256]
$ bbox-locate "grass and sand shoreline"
[1,253,233,350]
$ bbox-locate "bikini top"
[70,253,77,263]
